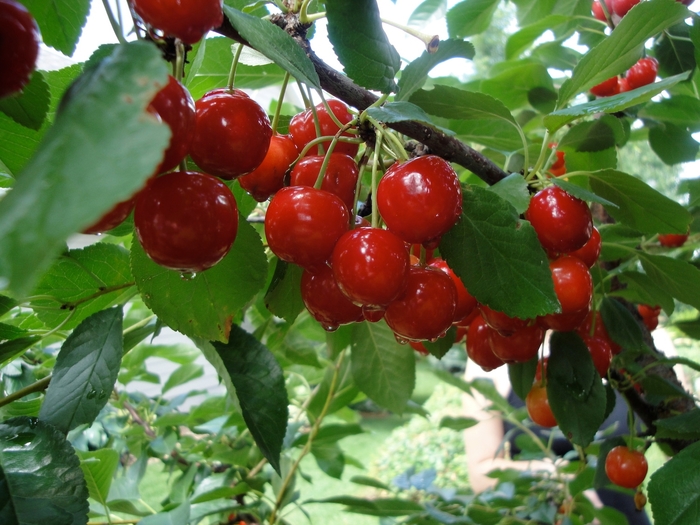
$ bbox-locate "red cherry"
[581,335,613,377]
[300,265,362,331]
[605,446,648,489]
[534,357,548,382]
[658,232,689,247]
[290,153,359,214]
[289,99,358,158]
[377,155,462,245]
[626,57,658,90]
[590,77,620,97]
[592,1,607,20]
[83,197,135,234]
[332,228,409,307]
[385,266,457,342]
[637,304,660,331]
[540,307,590,332]
[479,304,529,336]
[134,171,238,272]
[190,88,272,179]
[618,77,631,93]
[466,314,506,372]
[131,0,223,44]
[526,186,593,254]
[549,150,567,177]
[568,227,601,268]
[0,0,40,99]
[238,134,299,202]
[410,341,430,356]
[610,0,640,16]
[428,258,478,323]
[147,75,196,175]
[549,256,593,313]
[678,0,694,5]
[577,310,622,354]
[265,186,349,272]
[488,324,544,364]
[526,383,558,428]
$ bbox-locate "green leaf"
[547,73,690,132]
[191,476,248,504]
[397,39,475,101]
[0,295,16,316]
[350,475,392,491]
[22,0,90,56]
[508,357,538,401]
[293,423,364,447]
[411,85,517,125]
[423,325,456,359]
[138,502,190,525]
[476,61,554,110]
[638,252,700,311]
[638,95,700,132]
[441,186,559,319]
[325,0,400,93]
[599,297,645,352]
[211,325,288,474]
[132,218,268,342]
[306,496,424,516]
[264,259,305,323]
[654,410,700,440]
[505,15,569,60]
[78,449,120,511]
[556,0,689,106]
[311,442,345,479]
[439,416,478,431]
[547,332,607,447]
[307,357,360,421]
[162,363,204,394]
[0,42,170,298]
[648,440,700,525]
[614,271,675,315]
[489,173,533,214]
[674,316,700,339]
[655,22,696,77]
[0,323,28,341]
[351,320,415,414]
[364,101,436,125]
[0,336,40,366]
[408,0,447,26]
[567,170,691,235]
[223,7,320,90]
[0,71,50,130]
[0,416,89,524]
[559,115,625,153]
[447,118,523,152]
[649,122,700,165]
[446,0,500,37]
[29,244,135,331]
[39,307,123,434]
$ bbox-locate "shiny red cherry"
[611,0,640,16]
[466,314,505,372]
[577,310,622,355]
[590,77,620,97]
[134,171,239,272]
[83,198,135,234]
[300,265,362,331]
[238,134,299,202]
[290,153,359,213]
[526,383,558,428]
[0,0,40,99]
[265,186,349,272]
[190,88,272,179]
[479,304,529,336]
[549,150,567,177]
[658,232,689,247]
[332,228,409,307]
[147,75,196,174]
[592,1,607,20]
[626,57,658,90]
[131,0,223,44]
[605,446,648,489]
[548,255,593,313]
[377,155,462,245]
[384,266,457,342]
[526,186,593,254]
[428,258,478,322]
[289,99,358,158]
[581,335,613,377]
[489,324,544,364]
[568,227,601,267]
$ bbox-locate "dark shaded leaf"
[508,357,538,401]
[648,122,700,165]
[638,252,700,311]
[654,410,700,440]
[264,259,304,323]
[439,416,478,431]
[600,297,645,352]
[648,440,700,525]
[0,71,50,130]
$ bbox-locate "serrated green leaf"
[448,118,523,152]
[505,15,569,60]
[638,252,700,311]
[0,323,28,341]
[476,61,554,110]
[364,101,436,125]
[548,73,690,132]
[0,336,40,366]
[648,440,700,525]
[132,218,267,342]
[559,115,625,152]
[600,297,645,352]
[441,186,558,319]
[556,0,689,106]
[614,271,675,315]
[325,0,400,93]
[78,449,120,511]
[655,21,696,77]
[423,325,456,359]
[508,357,538,401]
[649,122,700,165]
[488,173,530,214]
[209,325,288,474]
[39,307,123,434]
[311,442,345,479]
[408,0,447,26]
[23,0,90,56]
[223,7,320,90]
[550,177,617,208]
[0,416,89,524]
[397,39,474,101]
[30,244,135,331]
[439,416,478,431]
[0,71,50,130]
[547,332,607,447]
[566,170,691,235]
[446,0,500,38]
[351,320,415,414]
[638,95,700,132]
[264,259,305,323]
[0,42,169,298]
[654,410,700,440]
[411,85,517,125]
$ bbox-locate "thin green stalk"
[101,0,127,44]
[527,131,552,180]
[174,41,185,82]
[122,314,157,335]
[380,17,439,53]
[371,130,385,229]
[227,43,245,90]
[0,376,51,409]
[271,72,291,134]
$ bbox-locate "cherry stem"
[296,79,311,108]
[527,131,552,180]
[295,134,362,160]
[0,376,51,409]
[312,132,340,190]
[298,0,318,24]
[226,43,245,91]
[599,0,616,30]
[101,0,127,45]
[271,72,291,134]
[317,90,351,131]
[380,17,439,54]
[352,153,370,226]
[371,129,385,229]
[174,40,185,83]
[306,86,325,155]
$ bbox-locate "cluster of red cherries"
[592,0,693,22]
